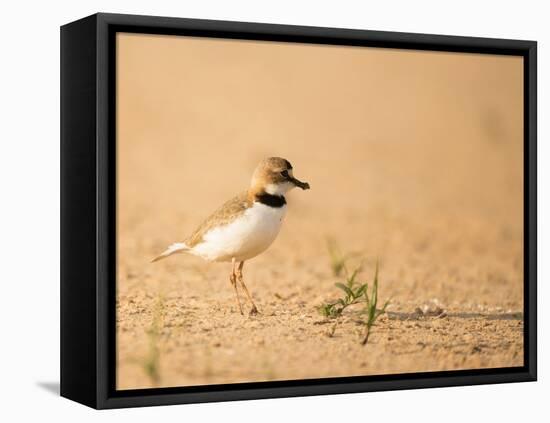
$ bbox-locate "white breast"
[191,202,287,262]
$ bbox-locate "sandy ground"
[116,34,524,389]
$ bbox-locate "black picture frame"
[60,12,537,409]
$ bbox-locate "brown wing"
[185,191,252,247]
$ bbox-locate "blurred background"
[116,33,523,389]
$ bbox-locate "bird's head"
[250,157,310,195]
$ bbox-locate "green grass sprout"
[361,261,390,345]
[326,238,359,277]
[318,268,367,318]
[143,296,163,385]
[318,253,390,344]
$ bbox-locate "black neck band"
[256,192,286,208]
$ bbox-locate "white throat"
[264,182,294,196]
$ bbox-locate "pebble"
[422,303,445,316]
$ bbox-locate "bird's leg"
[230,258,243,315]
[236,261,258,315]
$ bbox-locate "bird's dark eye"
[281,170,289,178]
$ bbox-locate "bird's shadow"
[36,381,60,396]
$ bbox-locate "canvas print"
[116,33,524,390]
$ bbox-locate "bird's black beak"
[290,176,310,190]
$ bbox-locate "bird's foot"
[249,305,259,316]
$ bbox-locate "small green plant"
[360,262,390,345]
[327,238,357,277]
[318,268,367,318]
[144,333,160,385]
[143,297,163,385]
[318,260,390,345]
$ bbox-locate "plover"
[151,157,310,315]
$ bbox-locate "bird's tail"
[151,242,189,263]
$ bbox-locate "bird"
[151,157,310,315]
